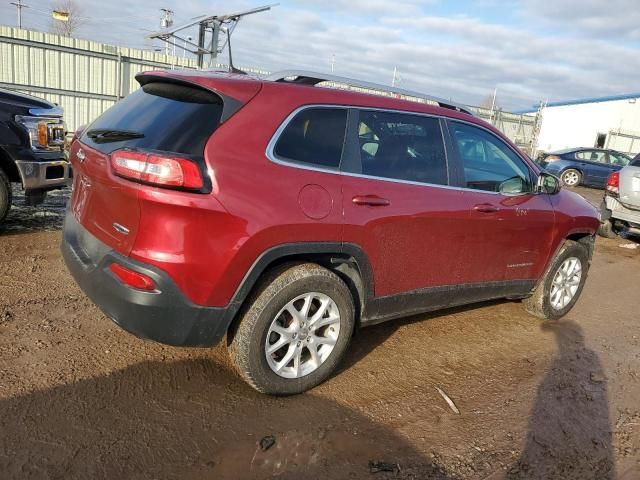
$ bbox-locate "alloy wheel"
[562,170,580,186]
[265,292,341,379]
[550,257,582,310]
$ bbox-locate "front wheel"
[560,169,582,187]
[0,168,12,225]
[228,263,355,395]
[523,240,590,320]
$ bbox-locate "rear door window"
[608,153,630,167]
[81,82,223,156]
[576,150,607,163]
[273,108,347,169]
[353,110,448,185]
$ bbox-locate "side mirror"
[536,172,561,195]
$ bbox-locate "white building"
[526,93,640,156]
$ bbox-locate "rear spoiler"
[136,72,263,123]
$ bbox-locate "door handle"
[352,195,390,207]
[473,203,499,213]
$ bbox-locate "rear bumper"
[15,159,72,191]
[61,212,232,347]
[604,195,640,227]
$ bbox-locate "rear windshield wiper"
[86,128,145,143]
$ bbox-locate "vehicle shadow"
[0,358,458,480]
[507,320,616,479]
[0,186,69,235]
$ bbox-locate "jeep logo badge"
[77,149,86,162]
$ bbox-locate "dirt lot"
[1,186,639,480]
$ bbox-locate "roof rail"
[265,70,473,116]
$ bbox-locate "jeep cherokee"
[62,70,600,395]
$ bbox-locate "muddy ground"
[0,186,639,480]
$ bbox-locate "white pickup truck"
[599,154,640,238]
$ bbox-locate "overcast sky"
[2,0,639,110]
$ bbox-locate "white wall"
[536,97,640,153]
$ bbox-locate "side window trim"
[445,118,536,195]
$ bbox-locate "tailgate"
[619,166,640,209]
[68,141,140,255]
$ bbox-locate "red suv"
[62,70,599,394]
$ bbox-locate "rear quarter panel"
[544,159,580,177]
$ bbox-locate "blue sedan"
[538,148,632,188]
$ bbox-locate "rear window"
[273,108,347,169]
[81,82,223,155]
[632,154,640,167]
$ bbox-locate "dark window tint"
[274,108,347,169]
[451,122,532,194]
[632,154,640,167]
[356,110,447,185]
[81,82,223,155]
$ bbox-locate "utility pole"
[391,66,399,87]
[160,8,174,56]
[330,53,335,73]
[489,87,498,123]
[10,0,29,29]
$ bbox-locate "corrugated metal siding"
[0,26,199,131]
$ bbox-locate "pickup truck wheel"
[523,241,590,321]
[560,169,581,187]
[228,263,355,395]
[0,168,12,225]
[597,219,618,238]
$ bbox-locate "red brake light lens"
[109,263,156,291]
[110,149,204,190]
[606,172,620,196]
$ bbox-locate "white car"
[599,154,640,237]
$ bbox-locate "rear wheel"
[523,241,590,320]
[561,169,581,187]
[0,168,12,225]
[228,263,355,395]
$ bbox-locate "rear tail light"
[545,155,560,163]
[606,171,620,196]
[109,263,156,291]
[110,149,204,190]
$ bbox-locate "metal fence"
[1,25,538,153]
[470,107,538,154]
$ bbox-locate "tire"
[0,168,12,225]
[228,263,355,395]
[523,240,590,321]
[560,169,582,187]
[597,219,618,239]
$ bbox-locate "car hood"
[0,87,57,114]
